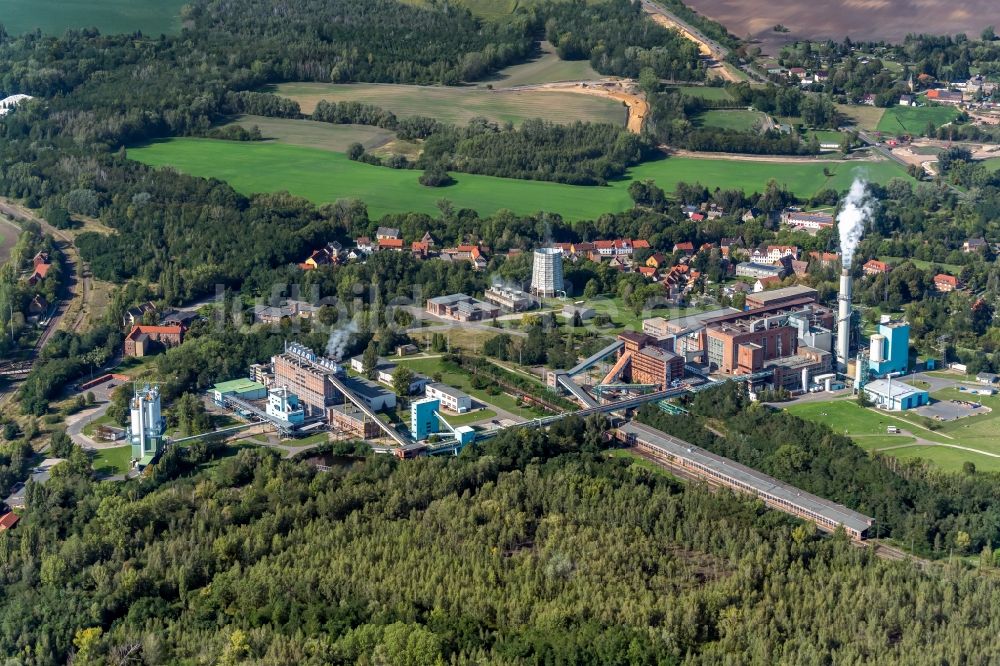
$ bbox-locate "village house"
[926,89,963,105]
[863,259,892,276]
[934,273,960,292]
[646,253,669,269]
[752,245,799,264]
[782,210,835,232]
[377,237,405,252]
[253,299,319,324]
[808,251,841,266]
[963,237,987,253]
[673,241,695,256]
[123,301,158,329]
[355,236,374,253]
[375,226,400,240]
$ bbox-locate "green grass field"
[983,157,1000,172]
[879,256,963,273]
[786,397,1000,472]
[836,104,886,132]
[670,86,733,101]
[91,445,131,477]
[486,41,600,88]
[394,356,545,419]
[695,110,767,131]
[876,105,961,136]
[221,115,396,153]
[271,82,625,128]
[0,0,186,35]
[129,139,912,221]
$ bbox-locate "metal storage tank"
[870,334,886,363]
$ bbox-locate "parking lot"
[913,399,990,422]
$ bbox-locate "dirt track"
[641,1,741,83]
[665,148,874,163]
[508,80,649,134]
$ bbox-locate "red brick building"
[124,325,183,358]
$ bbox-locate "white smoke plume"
[325,318,359,360]
[838,178,873,270]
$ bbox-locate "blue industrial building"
[863,378,929,411]
[411,398,440,441]
[868,318,910,377]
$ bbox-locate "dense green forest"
[3,421,1000,664]
[640,383,1000,557]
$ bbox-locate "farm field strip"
[129,138,912,221]
[221,115,396,153]
[269,82,627,127]
[876,105,961,136]
[0,0,186,35]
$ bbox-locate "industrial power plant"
[530,247,564,297]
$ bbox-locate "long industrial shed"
[617,422,874,539]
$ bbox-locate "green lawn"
[486,41,601,88]
[91,445,131,477]
[0,0,186,35]
[787,396,1000,472]
[879,256,964,273]
[395,357,546,419]
[695,110,767,131]
[808,130,845,145]
[129,138,911,222]
[442,409,497,426]
[670,86,733,101]
[285,432,330,447]
[876,105,961,136]
[786,399,930,439]
[221,115,396,153]
[82,414,117,439]
[982,157,1000,172]
[270,82,626,127]
[885,444,1000,474]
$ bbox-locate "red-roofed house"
[754,276,782,291]
[934,274,960,292]
[28,262,51,285]
[411,241,430,257]
[0,512,18,531]
[377,238,404,252]
[863,259,892,276]
[631,239,650,250]
[638,266,658,279]
[674,242,695,255]
[125,325,184,358]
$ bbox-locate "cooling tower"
[836,270,852,371]
[531,248,564,298]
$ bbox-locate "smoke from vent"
[837,178,872,269]
[325,318,359,360]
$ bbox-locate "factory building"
[484,285,537,312]
[530,248,564,297]
[604,332,685,389]
[425,294,500,322]
[272,351,340,417]
[868,317,910,377]
[339,377,396,412]
[410,397,440,441]
[211,378,267,404]
[425,383,473,413]
[129,384,165,468]
[329,403,383,439]
[863,378,928,411]
[266,387,305,426]
[745,285,818,310]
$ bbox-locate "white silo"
[870,334,886,363]
[531,248,564,298]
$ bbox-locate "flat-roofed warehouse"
[618,422,874,539]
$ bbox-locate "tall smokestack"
[837,269,852,372]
